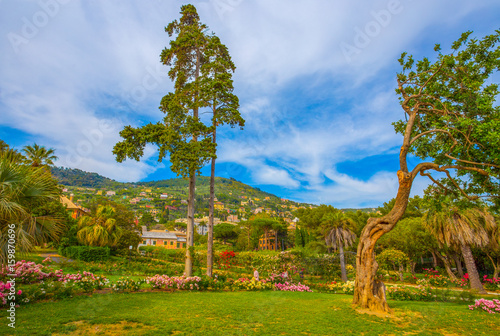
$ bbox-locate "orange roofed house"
[139,226,187,249]
[60,195,88,219]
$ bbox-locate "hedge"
[59,246,110,262]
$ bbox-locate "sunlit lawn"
[1,291,499,336]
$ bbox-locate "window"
[164,241,168,245]
[183,243,186,248]
[170,241,173,245]
[153,240,156,245]
[177,243,180,248]
[142,240,146,245]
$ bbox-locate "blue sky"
[1,0,499,208]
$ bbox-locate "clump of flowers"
[112,277,145,292]
[59,271,109,293]
[232,278,274,291]
[0,282,22,306]
[387,285,434,301]
[422,268,452,287]
[218,251,238,270]
[145,275,201,291]
[274,282,311,292]
[0,261,54,284]
[469,298,500,314]
[482,275,500,291]
[325,281,355,295]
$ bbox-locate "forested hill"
[51,167,117,188]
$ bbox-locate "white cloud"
[1,0,498,206]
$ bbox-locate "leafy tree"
[377,248,410,281]
[354,31,500,312]
[76,205,123,247]
[90,199,141,253]
[113,5,214,276]
[22,143,57,167]
[0,155,63,262]
[139,212,155,229]
[379,217,437,274]
[323,211,357,282]
[213,222,239,245]
[204,34,244,277]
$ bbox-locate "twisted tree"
[353,30,500,312]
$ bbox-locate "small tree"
[377,248,410,282]
[76,205,123,247]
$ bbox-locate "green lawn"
[1,291,499,335]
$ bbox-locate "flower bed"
[469,298,500,314]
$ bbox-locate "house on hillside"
[60,195,88,219]
[139,226,187,249]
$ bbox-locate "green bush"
[60,246,110,262]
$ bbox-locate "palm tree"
[77,205,123,247]
[423,207,495,294]
[0,139,8,152]
[22,143,57,167]
[323,211,357,282]
[0,156,63,263]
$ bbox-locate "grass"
[1,291,499,335]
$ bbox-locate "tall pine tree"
[113,5,214,275]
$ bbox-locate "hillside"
[51,167,314,221]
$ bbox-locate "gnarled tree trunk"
[353,171,412,312]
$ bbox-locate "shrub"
[112,277,145,292]
[60,246,110,262]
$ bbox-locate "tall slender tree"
[113,4,214,275]
[353,31,500,312]
[322,211,357,282]
[201,35,244,277]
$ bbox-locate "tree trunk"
[460,244,486,294]
[207,111,217,277]
[185,171,196,276]
[433,249,458,280]
[339,244,347,282]
[353,171,412,313]
[264,229,268,250]
[486,253,499,279]
[185,47,201,277]
[430,250,439,269]
[451,252,464,278]
[274,230,278,251]
[410,261,417,275]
